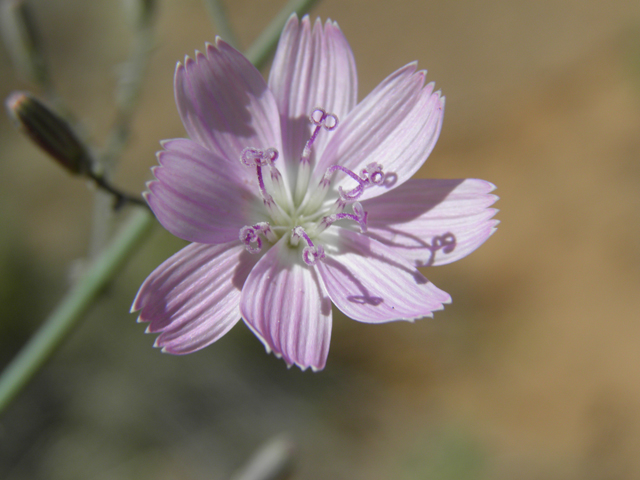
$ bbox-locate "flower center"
[238,108,385,265]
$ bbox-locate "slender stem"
[0,0,323,416]
[0,208,155,414]
[229,435,295,480]
[202,0,241,49]
[89,13,157,255]
[101,21,155,170]
[89,172,149,210]
[244,0,321,70]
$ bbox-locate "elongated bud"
[6,91,92,175]
[0,0,50,87]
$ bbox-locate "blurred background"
[1,0,640,478]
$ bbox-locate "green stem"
[202,0,241,49]
[245,0,321,70]
[101,20,155,171]
[0,0,323,416]
[0,208,155,413]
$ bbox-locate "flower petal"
[315,63,443,201]
[269,15,357,183]
[240,237,332,371]
[132,241,260,354]
[363,179,499,266]
[145,138,264,244]
[316,228,451,323]
[174,38,282,180]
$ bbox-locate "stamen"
[292,226,325,266]
[295,108,339,206]
[319,201,368,233]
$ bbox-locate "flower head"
[132,15,498,371]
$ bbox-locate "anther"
[292,226,325,266]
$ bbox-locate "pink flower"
[132,15,498,371]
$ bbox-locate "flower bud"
[0,0,50,87]
[6,91,91,175]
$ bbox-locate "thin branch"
[89,6,158,255]
[0,0,323,417]
[89,171,149,210]
[229,435,295,480]
[0,208,155,414]
[202,0,240,49]
[244,0,321,70]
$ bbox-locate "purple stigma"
[292,226,325,266]
[300,108,339,165]
[360,163,385,185]
[239,222,275,254]
[240,147,280,204]
[241,147,278,167]
[321,201,368,233]
[240,225,262,253]
[323,162,385,202]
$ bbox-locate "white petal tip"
[293,361,322,372]
[210,38,228,51]
[484,180,497,192]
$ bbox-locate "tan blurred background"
[1,0,640,479]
